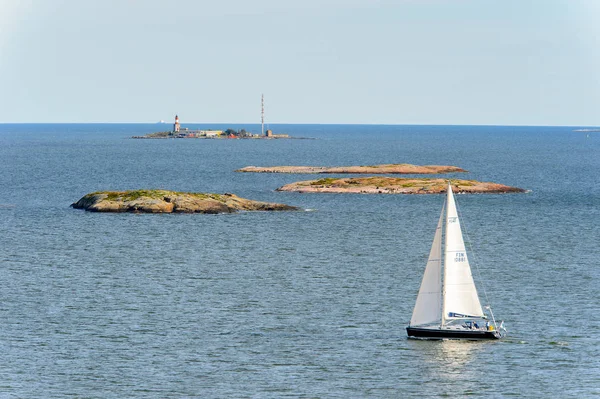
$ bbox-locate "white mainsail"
[442,184,485,323]
[410,204,444,326]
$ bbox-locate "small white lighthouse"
[173,115,180,133]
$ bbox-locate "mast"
[261,93,264,136]
[441,184,449,327]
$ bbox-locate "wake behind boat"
[407,183,506,340]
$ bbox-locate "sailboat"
[407,183,506,340]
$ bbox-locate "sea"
[0,123,598,398]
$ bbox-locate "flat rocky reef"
[236,164,466,174]
[72,190,300,214]
[277,178,526,194]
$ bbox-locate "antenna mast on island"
[261,93,265,136]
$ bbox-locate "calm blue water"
[0,124,598,398]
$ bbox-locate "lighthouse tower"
[173,115,180,133]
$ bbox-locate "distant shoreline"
[132,129,315,140]
[132,134,315,140]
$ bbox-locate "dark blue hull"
[407,326,501,340]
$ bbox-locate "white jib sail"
[442,184,485,322]
[410,204,444,326]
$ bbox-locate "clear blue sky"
[1,0,598,125]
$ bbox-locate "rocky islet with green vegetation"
[276,177,526,194]
[71,190,300,214]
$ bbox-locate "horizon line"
[0,122,597,128]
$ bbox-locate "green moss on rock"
[73,190,299,214]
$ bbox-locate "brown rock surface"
[276,178,525,194]
[236,164,466,174]
[71,190,299,213]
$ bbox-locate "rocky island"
[277,178,525,194]
[237,164,466,174]
[72,190,299,214]
[132,115,293,139]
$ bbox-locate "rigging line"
[453,195,494,313]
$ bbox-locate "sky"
[0,0,599,125]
